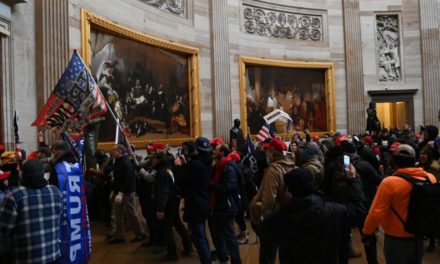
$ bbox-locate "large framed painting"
[239,56,336,137]
[81,10,200,149]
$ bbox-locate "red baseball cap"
[0,170,11,180]
[312,135,320,142]
[210,137,225,146]
[389,141,401,152]
[263,138,287,152]
[146,142,166,152]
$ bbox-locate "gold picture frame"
[81,10,201,149]
[239,56,336,138]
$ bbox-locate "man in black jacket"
[149,142,180,261]
[108,144,145,244]
[180,137,213,264]
[261,167,366,264]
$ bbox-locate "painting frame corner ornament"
[239,56,336,138]
[80,10,201,150]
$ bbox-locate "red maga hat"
[209,137,225,146]
[263,137,287,152]
[146,142,166,151]
[0,170,11,180]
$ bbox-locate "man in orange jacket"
[363,144,437,264]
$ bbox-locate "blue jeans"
[212,215,242,264]
[384,235,424,264]
[188,222,211,264]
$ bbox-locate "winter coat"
[301,157,324,189]
[250,156,295,225]
[211,161,240,216]
[261,179,366,264]
[181,156,212,224]
[112,155,136,194]
[154,160,177,212]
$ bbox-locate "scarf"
[209,152,241,208]
[21,176,48,189]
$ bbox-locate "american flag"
[32,51,107,131]
[255,123,274,142]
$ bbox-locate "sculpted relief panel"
[139,0,187,17]
[242,3,324,42]
[376,14,401,82]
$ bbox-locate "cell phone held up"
[343,155,350,173]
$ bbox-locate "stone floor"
[89,221,440,264]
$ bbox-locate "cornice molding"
[2,0,27,6]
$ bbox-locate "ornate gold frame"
[239,56,336,138]
[81,10,201,149]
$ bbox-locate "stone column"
[0,17,14,147]
[210,0,232,140]
[35,0,69,142]
[419,0,440,126]
[342,0,365,134]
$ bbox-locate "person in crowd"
[0,170,10,262]
[363,144,437,264]
[418,125,439,152]
[300,145,324,190]
[417,145,440,252]
[211,143,242,264]
[179,137,213,264]
[0,160,63,264]
[260,167,366,264]
[87,150,113,223]
[108,144,145,244]
[146,142,181,261]
[250,137,295,264]
[138,143,164,248]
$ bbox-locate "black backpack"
[390,173,440,237]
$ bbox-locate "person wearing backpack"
[363,144,437,264]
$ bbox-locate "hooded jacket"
[250,156,295,224]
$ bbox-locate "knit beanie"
[302,146,318,161]
[22,159,45,179]
[284,168,315,197]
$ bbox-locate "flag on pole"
[32,51,107,131]
[243,132,258,175]
[255,124,271,142]
[14,111,22,170]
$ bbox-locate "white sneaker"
[237,230,249,244]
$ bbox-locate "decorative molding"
[138,0,187,18]
[376,14,402,82]
[3,0,27,6]
[368,89,418,96]
[241,1,325,42]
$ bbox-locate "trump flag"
[32,51,107,131]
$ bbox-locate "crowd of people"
[1,122,440,263]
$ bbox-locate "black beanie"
[284,168,315,197]
[22,159,45,179]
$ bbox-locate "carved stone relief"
[376,14,401,82]
[242,4,323,42]
[139,0,187,17]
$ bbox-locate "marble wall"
[4,0,440,150]
[359,0,424,128]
